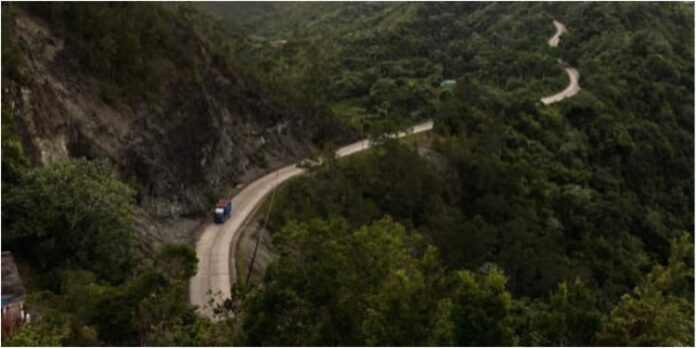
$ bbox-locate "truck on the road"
[214,199,232,224]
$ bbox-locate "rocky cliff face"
[3,14,313,212]
[2,10,349,246]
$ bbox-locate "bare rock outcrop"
[2,10,352,246]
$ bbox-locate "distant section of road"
[541,64,580,105]
[190,121,434,317]
[541,20,581,105]
[548,20,567,47]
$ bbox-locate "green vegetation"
[6,1,353,149]
[1,119,231,345]
[1,109,30,188]
[1,5,24,81]
[207,2,567,130]
[20,3,225,101]
[238,215,692,346]
[239,217,451,346]
[216,2,693,346]
[3,249,227,346]
[2,1,693,346]
[267,140,442,233]
[3,159,138,283]
[596,235,694,346]
[0,153,226,345]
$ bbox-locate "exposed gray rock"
[2,11,354,246]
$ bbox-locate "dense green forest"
[210,1,694,346]
[1,116,217,345]
[210,2,570,131]
[1,1,693,346]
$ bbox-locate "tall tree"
[3,159,139,283]
[516,278,604,346]
[596,234,694,346]
[448,267,518,346]
[241,217,455,346]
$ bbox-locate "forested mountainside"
[1,1,693,346]
[203,2,568,131]
[205,2,695,346]
[0,3,349,345]
[2,3,350,219]
[201,2,345,35]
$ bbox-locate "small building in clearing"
[440,79,457,88]
[2,252,28,336]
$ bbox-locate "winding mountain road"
[547,20,567,48]
[541,64,580,105]
[541,20,581,105]
[190,121,434,317]
[191,20,581,317]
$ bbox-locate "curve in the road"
[190,121,434,317]
[192,20,582,317]
[541,64,580,105]
[548,20,567,48]
[540,20,581,105]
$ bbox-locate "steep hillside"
[1,3,352,245]
[1,2,693,346]
[213,4,694,345]
[201,2,344,36]
[210,4,694,272]
[205,2,568,131]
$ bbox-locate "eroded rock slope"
[2,9,351,245]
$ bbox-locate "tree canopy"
[3,159,138,283]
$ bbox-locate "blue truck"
[214,199,232,224]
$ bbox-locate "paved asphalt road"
[190,121,434,317]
